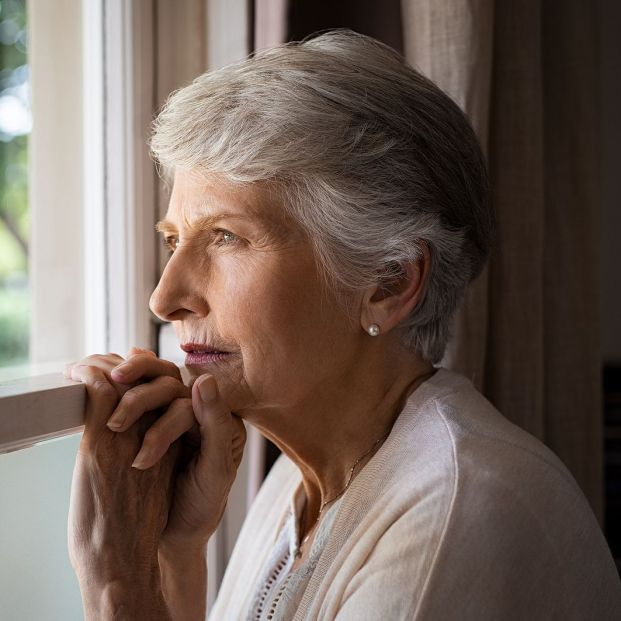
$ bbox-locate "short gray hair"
[151,30,493,363]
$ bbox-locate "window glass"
[0,0,29,369]
[0,435,83,619]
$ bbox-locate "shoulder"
[330,370,621,619]
[380,368,602,555]
[388,368,586,511]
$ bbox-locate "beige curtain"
[403,0,603,521]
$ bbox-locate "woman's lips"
[181,344,232,366]
[185,351,231,366]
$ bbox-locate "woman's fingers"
[111,351,182,385]
[107,375,190,431]
[191,375,246,480]
[131,398,195,470]
[127,346,157,358]
[68,364,120,444]
[64,353,125,380]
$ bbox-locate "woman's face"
[150,169,360,416]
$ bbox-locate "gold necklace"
[293,368,436,559]
[294,429,391,559]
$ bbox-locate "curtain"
[402,0,603,522]
[254,0,604,521]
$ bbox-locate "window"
[0,1,260,617]
[0,0,160,616]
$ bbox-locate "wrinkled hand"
[65,352,181,594]
[65,348,246,576]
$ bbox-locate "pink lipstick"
[181,343,231,366]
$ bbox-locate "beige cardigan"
[209,369,621,620]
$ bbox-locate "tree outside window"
[0,0,29,368]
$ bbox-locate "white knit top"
[246,487,342,621]
[209,368,621,620]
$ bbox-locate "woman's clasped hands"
[64,348,246,610]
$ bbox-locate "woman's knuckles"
[89,379,118,403]
[111,356,147,381]
[91,353,124,364]
[155,374,187,392]
[107,380,190,431]
[112,354,182,383]
[127,346,156,357]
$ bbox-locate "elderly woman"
[65,31,621,620]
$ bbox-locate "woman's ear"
[360,242,431,335]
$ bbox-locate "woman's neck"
[246,345,435,532]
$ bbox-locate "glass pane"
[0,0,30,369]
[0,434,84,619]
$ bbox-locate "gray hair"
[150,30,493,364]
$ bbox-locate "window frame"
[26,0,159,365]
[0,373,84,454]
[1,0,159,447]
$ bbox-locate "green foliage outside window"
[0,0,29,367]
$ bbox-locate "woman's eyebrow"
[155,212,262,234]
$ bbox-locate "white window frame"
[6,0,256,443]
[28,0,85,365]
[25,0,157,366]
[85,0,158,355]
[2,0,157,446]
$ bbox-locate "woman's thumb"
[191,374,234,460]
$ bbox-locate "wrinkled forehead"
[165,170,266,228]
[162,168,290,232]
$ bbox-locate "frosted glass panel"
[0,433,84,620]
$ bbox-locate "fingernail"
[198,377,216,402]
[107,414,126,430]
[131,446,153,470]
[112,363,130,377]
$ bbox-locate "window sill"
[0,373,85,454]
[0,358,192,455]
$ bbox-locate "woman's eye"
[215,229,240,246]
[163,236,179,253]
[161,231,239,254]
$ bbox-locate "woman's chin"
[184,355,243,390]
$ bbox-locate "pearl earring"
[367,324,380,336]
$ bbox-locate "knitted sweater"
[208,369,621,620]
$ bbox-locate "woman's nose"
[149,251,208,322]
